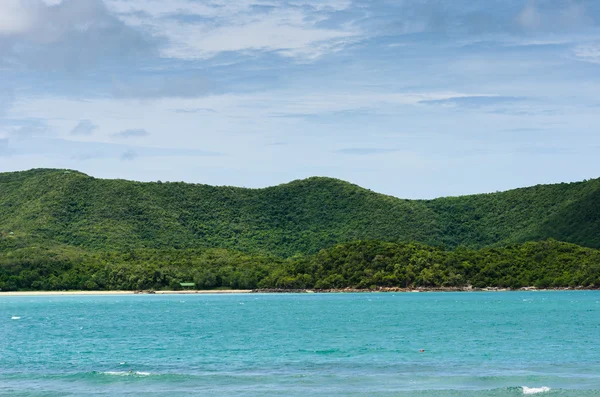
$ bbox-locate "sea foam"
[522,386,551,394]
[101,371,152,377]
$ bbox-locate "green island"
[1,168,599,291]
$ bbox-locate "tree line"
[1,239,598,291]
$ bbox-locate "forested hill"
[1,168,599,257]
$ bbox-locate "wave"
[1,373,599,396]
[523,386,551,394]
[99,371,152,377]
[297,348,343,355]
[385,387,590,396]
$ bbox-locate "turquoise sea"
[1,291,599,396]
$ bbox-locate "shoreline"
[0,290,252,296]
[0,286,597,296]
[253,286,598,293]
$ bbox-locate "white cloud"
[516,2,543,31]
[114,128,149,138]
[516,1,593,32]
[106,0,352,19]
[7,90,485,154]
[71,120,98,136]
[161,15,356,59]
[0,0,36,35]
[0,0,155,71]
[106,0,359,60]
[12,90,485,123]
[573,43,600,64]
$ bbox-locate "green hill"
[1,168,600,257]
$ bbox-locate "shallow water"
[1,291,599,396]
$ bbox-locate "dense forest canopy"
[1,169,600,255]
[0,239,598,291]
[1,169,599,291]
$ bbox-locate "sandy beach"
[0,287,592,296]
[0,290,252,296]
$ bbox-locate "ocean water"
[1,292,599,396]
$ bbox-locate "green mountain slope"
[1,169,599,256]
[428,178,600,248]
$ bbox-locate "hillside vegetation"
[0,239,598,291]
[1,169,599,256]
[1,169,599,291]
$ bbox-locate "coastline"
[0,286,596,296]
[0,290,252,296]
[253,286,598,293]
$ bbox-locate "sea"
[1,291,599,396]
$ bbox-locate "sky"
[0,0,599,199]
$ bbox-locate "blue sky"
[0,0,599,198]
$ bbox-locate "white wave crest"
[523,386,551,394]
[102,371,129,376]
[102,371,151,376]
